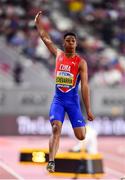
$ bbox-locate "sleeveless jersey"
[55,50,82,97]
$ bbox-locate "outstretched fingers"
[34,11,42,23]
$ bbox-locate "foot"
[46,161,55,173]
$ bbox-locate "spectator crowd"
[0,0,125,86]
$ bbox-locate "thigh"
[49,101,65,124]
[66,103,86,128]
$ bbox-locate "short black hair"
[64,32,77,39]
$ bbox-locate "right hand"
[34,11,42,24]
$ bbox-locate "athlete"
[35,11,95,173]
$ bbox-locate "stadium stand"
[0,0,125,86]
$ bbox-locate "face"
[63,35,77,52]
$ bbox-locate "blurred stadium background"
[0,0,125,179]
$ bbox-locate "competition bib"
[56,71,74,87]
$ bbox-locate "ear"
[76,41,77,47]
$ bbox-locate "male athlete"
[35,11,95,173]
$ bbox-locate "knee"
[52,124,61,135]
[74,127,86,140]
[76,134,86,140]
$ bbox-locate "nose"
[69,41,74,45]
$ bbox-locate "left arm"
[79,60,95,121]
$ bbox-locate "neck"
[64,51,76,58]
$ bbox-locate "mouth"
[69,46,74,49]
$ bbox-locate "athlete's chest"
[56,54,79,74]
[55,53,81,92]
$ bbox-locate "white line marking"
[0,161,24,180]
[106,167,125,178]
[103,152,125,164]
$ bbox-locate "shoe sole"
[47,168,55,173]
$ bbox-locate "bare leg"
[73,126,86,140]
[47,120,62,172]
[49,120,62,161]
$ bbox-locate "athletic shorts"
[49,95,86,128]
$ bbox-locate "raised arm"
[79,60,95,121]
[34,11,57,56]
